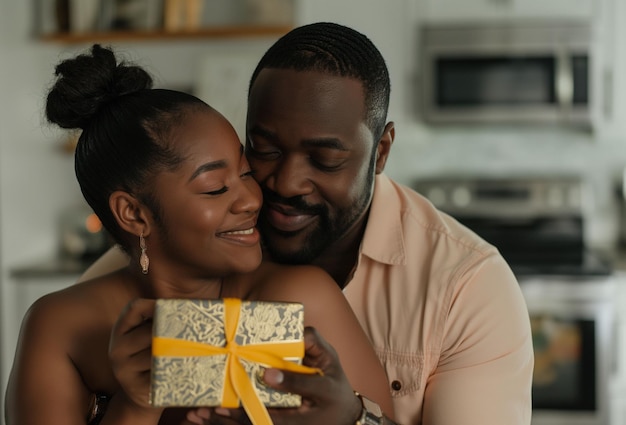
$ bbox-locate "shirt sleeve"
[77,246,129,282]
[422,253,534,425]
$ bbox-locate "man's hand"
[186,326,362,425]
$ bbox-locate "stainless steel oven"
[414,175,617,425]
[520,275,616,425]
[420,21,591,127]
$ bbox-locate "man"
[81,22,533,425]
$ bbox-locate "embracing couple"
[5,22,533,425]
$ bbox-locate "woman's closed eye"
[202,170,255,196]
[204,186,228,196]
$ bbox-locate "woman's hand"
[108,298,157,411]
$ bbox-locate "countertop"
[10,255,96,279]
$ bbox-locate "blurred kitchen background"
[2,0,626,424]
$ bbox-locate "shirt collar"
[360,174,406,265]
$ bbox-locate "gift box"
[151,298,319,423]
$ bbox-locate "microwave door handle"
[556,49,574,109]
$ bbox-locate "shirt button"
[391,380,402,391]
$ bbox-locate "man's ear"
[109,191,152,237]
[375,121,394,174]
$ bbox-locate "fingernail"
[215,407,231,416]
[197,408,210,419]
[263,368,284,385]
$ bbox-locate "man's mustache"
[261,188,326,215]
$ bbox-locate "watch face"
[360,394,383,416]
[356,393,383,425]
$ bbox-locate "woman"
[5,45,394,425]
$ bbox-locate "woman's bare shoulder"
[246,261,342,302]
[257,261,335,278]
[20,269,135,338]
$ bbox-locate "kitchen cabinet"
[12,275,76,325]
[10,259,89,326]
[420,0,595,23]
[3,261,84,401]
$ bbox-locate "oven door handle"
[556,48,574,110]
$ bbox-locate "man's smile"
[263,203,318,233]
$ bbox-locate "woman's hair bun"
[45,44,153,130]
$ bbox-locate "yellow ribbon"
[152,298,322,425]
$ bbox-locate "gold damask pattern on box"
[151,298,305,407]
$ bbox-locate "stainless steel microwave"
[420,21,591,127]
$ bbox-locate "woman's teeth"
[224,228,254,235]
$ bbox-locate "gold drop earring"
[140,232,149,274]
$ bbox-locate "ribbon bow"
[152,298,321,425]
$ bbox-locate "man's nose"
[266,155,313,198]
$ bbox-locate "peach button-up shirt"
[343,174,533,425]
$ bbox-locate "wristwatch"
[354,392,384,425]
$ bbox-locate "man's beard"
[259,165,375,265]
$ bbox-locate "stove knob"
[452,186,472,207]
[547,186,564,208]
[568,186,581,208]
[426,187,446,207]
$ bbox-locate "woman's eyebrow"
[188,159,227,182]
